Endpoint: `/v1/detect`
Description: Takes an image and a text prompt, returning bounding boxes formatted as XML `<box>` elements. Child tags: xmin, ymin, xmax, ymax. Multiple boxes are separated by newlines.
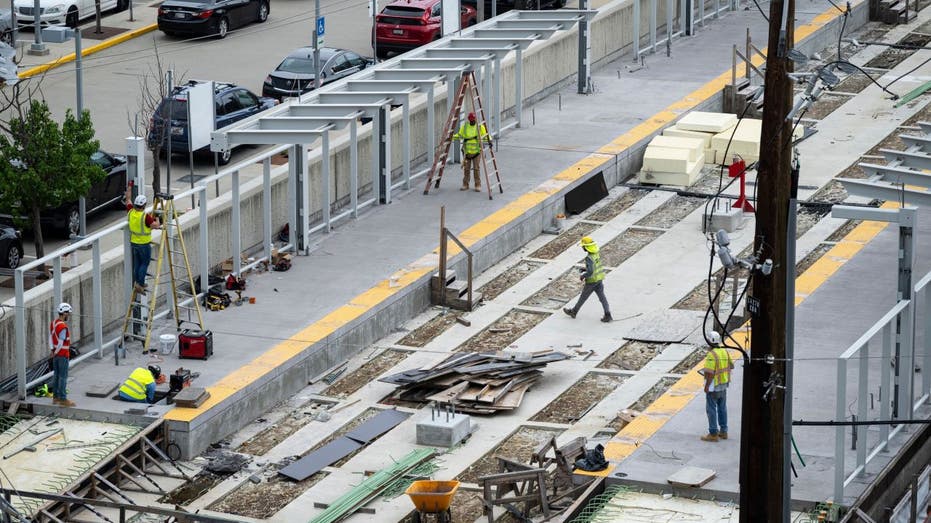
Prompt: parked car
<box><xmin>0</xmin><ymin>225</ymin><xmax>22</xmax><ymax>269</ymax></box>
<box><xmin>148</xmin><ymin>80</ymin><xmax>277</xmax><ymax>164</ymax></box>
<box><xmin>157</xmin><ymin>0</ymin><xmax>268</xmax><ymax>39</ymax></box>
<box><xmin>461</xmin><ymin>0</ymin><xmax>564</xmax><ymax>15</ymax></box>
<box><xmin>13</xmin><ymin>0</ymin><xmax>126</xmax><ymax>28</ymax></box>
<box><xmin>262</xmin><ymin>47</ymin><xmax>373</xmax><ymax>100</ymax></box>
<box><xmin>374</xmin><ymin>0</ymin><xmax>476</xmax><ymax>59</ymax></box>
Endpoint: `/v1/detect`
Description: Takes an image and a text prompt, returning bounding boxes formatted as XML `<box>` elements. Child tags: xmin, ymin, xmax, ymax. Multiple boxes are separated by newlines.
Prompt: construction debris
<box><xmin>173</xmin><ymin>387</ymin><xmax>210</xmax><ymax>408</ymax></box>
<box><xmin>380</xmin><ymin>351</ymin><xmax>570</xmax><ymax>414</ymax></box>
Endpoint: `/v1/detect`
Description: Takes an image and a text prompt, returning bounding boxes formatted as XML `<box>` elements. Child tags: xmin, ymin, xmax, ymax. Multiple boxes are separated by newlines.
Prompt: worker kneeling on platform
<box><xmin>118</xmin><ymin>366</ymin><xmax>163</xmax><ymax>403</ymax></box>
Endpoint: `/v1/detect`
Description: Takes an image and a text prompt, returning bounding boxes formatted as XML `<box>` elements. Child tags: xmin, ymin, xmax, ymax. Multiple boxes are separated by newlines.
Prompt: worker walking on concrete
<box><xmin>452</xmin><ymin>112</ymin><xmax>490</xmax><ymax>192</ymax></box>
<box><xmin>563</xmin><ymin>237</ymin><xmax>612</xmax><ymax>323</ymax></box>
<box><xmin>125</xmin><ymin>184</ymin><xmax>161</xmax><ymax>295</ymax></box>
<box><xmin>118</xmin><ymin>365</ymin><xmax>162</xmax><ymax>403</ymax></box>
<box><xmin>700</xmin><ymin>331</ymin><xmax>734</xmax><ymax>442</ymax></box>
<box><xmin>49</xmin><ymin>303</ymin><xmax>75</xmax><ymax>407</ymax></box>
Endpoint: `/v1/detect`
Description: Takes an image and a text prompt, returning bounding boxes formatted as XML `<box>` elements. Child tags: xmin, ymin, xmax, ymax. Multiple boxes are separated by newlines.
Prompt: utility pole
<box><xmin>313</xmin><ymin>0</ymin><xmax>321</xmax><ymax>90</ymax></box>
<box><xmin>738</xmin><ymin>0</ymin><xmax>794</xmax><ymax>518</ymax></box>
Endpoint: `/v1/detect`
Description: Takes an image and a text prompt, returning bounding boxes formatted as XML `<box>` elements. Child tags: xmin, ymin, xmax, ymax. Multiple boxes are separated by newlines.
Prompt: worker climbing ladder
<box><xmin>423</xmin><ymin>70</ymin><xmax>503</xmax><ymax>200</ymax></box>
<box><xmin>120</xmin><ymin>194</ymin><xmax>204</xmax><ymax>357</ymax></box>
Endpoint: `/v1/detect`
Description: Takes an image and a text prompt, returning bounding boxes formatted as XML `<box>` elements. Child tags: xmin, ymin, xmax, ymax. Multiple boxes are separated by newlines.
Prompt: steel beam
<box><xmin>226</xmin><ymin>128</ymin><xmax>330</xmax><ymax>146</ymax></box>
<box><xmin>858</xmin><ymin>162</ymin><xmax>931</xmax><ymax>189</ymax></box>
<box><xmin>447</xmin><ymin>38</ymin><xmax>532</xmax><ymax>49</ymax></box>
<box><xmin>92</xmin><ymin>240</ymin><xmax>103</xmax><ymax>358</ymax></box>
<box><xmin>840</xmin><ymin>179</ymin><xmax>931</xmax><ymax>207</ymax></box>
<box><xmin>345</xmin><ymin>81</ymin><xmax>432</xmax><ymax>92</ymax></box>
<box><xmin>372</xmin><ymin>69</ymin><xmax>460</xmax><ymax>81</ymax></box>
<box><xmin>399</xmin><ymin>57</ymin><xmax>488</xmax><ymax>69</ymax></box>
<box><xmin>316</xmin><ymin>93</ymin><xmax>398</xmax><ymax>105</ymax></box>
<box><xmin>917</xmin><ymin>121</ymin><xmax>931</xmax><ymax>134</ymax></box>
<box><xmin>322</xmin><ymin>131</ymin><xmax>331</xmax><ymax>232</ymax></box>
<box><xmin>231</xmin><ymin>170</ymin><xmax>241</xmax><ymax>274</ymax></box>
<box><xmin>287</xmin><ymin>104</ymin><xmax>376</xmax><ymax>118</ymax></box>
<box><xmin>879</xmin><ymin>148</ymin><xmax>931</xmax><ymax>171</ymax></box>
<box><xmin>258</xmin><ymin>118</ymin><xmax>349</xmax><ymax>131</ymax></box>
<box><xmin>513</xmin><ymin>9</ymin><xmax>593</xmax><ymax>20</ymax></box>
<box><xmin>899</xmin><ymin>134</ymin><xmax>931</xmax><ymax>152</ymax></box>
<box><xmin>473</xmin><ymin>29</ymin><xmax>556</xmax><ymax>39</ymax></box>
<box><xmin>425</xmin><ymin>49</ymin><xmax>505</xmax><ymax>59</ymax></box>
<box><xmin>350</xmin><ymin>120</ymin><xmax>358</xmax><ymax>218</ymax></box>
<box><xmin>831</xmin><ymin>205</ymin><xmax>917</xmax><ymax>224</ymax></box>
<box><xmin>490</xmin><ymin>20</ymin><xmax>565</xmax><ymax>29</ymax></box>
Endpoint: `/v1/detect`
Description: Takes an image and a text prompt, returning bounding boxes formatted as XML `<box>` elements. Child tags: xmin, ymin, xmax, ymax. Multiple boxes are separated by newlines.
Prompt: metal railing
<box><xmin>633</xmin><ymin>0</ymin><xmax>739</xmax><ymax>59</ymax></box>
<box><xmin>834</xmin><ymin>271</ymin><xmax>931</xmax><ymax>503</ymax></box>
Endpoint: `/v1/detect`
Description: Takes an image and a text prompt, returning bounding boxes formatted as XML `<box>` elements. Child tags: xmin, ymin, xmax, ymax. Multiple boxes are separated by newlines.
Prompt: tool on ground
<box><xmin>169</xmin><ymin>368</ymin><xmax>193</xmax><ymax>393</ymax></box>
<box><xmin>119</xmin><ymin>194</ymin><xmax>205</xmax><ymax>354</ymax></box>
<box><xmin>423</xmin><ymin>70</ymin><xmax>503</xmax><ymax>199</ymax></box>
<box><xmin>3</xmin><ymin>428</ymin><xmax>63</xmax><ymax>459</ymax></box>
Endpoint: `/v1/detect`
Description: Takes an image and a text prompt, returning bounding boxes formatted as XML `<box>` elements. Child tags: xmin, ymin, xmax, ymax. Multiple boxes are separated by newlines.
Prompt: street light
<box><xmin>42</xmin><ymin>26</ymin><xmax>88</xmax><ymax>240</ymax></box>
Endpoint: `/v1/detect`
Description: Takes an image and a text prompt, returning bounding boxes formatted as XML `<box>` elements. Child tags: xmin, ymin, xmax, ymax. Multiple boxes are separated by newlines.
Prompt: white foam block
<box><xmin>648</xmin><ymin>136</ymin><xmax>705</xmax><ymax>162</ymax></box>
<box><xmin>711</xmin><ymin>118</ymin><xmax>762</xmax><ymax>164</ymax></box>
<box><xmin>677</xmin><ymin>111</ymin><xmax>738</xmax><ymax>133</ymax></box>
<box><xmin>662</xmin><ymin>125</ymin><xmax>714</xmax><ymax>148</ymax></box>
<box><xmin>638</xmin><ymin>156</ymin><xmax>704</xmax><ymax>186</ymax></box>
<box><xmin>643</xmin><ymin>146</ymin><xmax>692</xmax><ymax>173</ymax></box>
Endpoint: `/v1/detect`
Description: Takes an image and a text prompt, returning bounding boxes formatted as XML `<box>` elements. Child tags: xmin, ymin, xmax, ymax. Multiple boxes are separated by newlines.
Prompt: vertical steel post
<box><xmin>322</xmin><ymin>131</ymin><xmax>331</xmax><ymax>232</ymax></box>
<box><xmin>516</xmin><ymin>48</ymin><xmax>523</xmax><ymax>127</ymax></box>
<box><xmin>834</xmin><ymin>358</ymin><xmax>847</xmax><ymax>504</ymax></box>
<box><xmin>856</xmin><ymin>342</ymin><xmax>868</xmax><ymax>472</ymax></box>
<box><xmin>198</xmin><ymin>186</ymin><xmax>209</xmax><ymax>297</ymax></box>
<box><xmin>427</xmin><ymin>88</ymin><xmax>435</xmax><ymax>169</ymax></box>
<box><xmin>53</xmin><ymin>257</ymin><xmax>63</xmax><ymax>309</ymax></box>
<box><xmin>76</xmin><ymin>29</ymin><xmax>86</xmax><ymax>240</ymax></box>
<box><xmin>92</xmin><ymin>240</ymin><xmax>103</xmax><ymax>358</ymax></box>
<box><xmin>450</xmin><ymin>76</ymin><xmax>461</xmax><ymax>164</ymax></box>
<box><xmin>350</xmin><ymin>120</ymin><xmax>359</xmax><ymax>218</ymax></box>
<box><xmin>15</xmin><ymin>269</ymin><xmax>25</xmax><ymax>400</ymax></box>
<box><xmin>380</xmin><ymin>106</ymin><xmax>392</xmax><ymax>204</ymax></box>
<box><xmin>313</xmin><ymin>0</ymin><xmax>321</xmax><ymax>90</ymax></box>
<box><xmin>699</xmin><ymin>0</ymin><xmax>705</xmax><ymax>27</ymax></box>
<box><xmin>666</xmin><ymin>0</ymin><xmax>673</xmax><ymax>43</ymax></box>
<box><xmin>371</xmin><ymin>111</ymin><xmax>381</xmax><ymax>203</ymax></box>
<box><xmin>881</xmin><ymin>323</ymin><xmax>892</xmax><ymax>444</ymax></box>
<box><xmin>402</xmin><ymin>102</ymin><xmax>410</xmax><ymax>190</ymax></box>
<box><xmin>895</xmin><ymin>211</ymin><xmax>915</xmax><ymax>418</ymax></box>
<box><xmin>301</xmin><ymin>144</ymin><xmax>310</xmax><ymax>249</ymax></box>
<box><xmin>288</xmin><ymin>144</ymin><xmax>299</xmax><ymax>250</ymax></box>
<box><xmin>713</xmin><ymin>0</ymin><xmax>719</xmax><ymax>18</ymax></box>
<box><xmin>783</xmin><ymin>198</ymin><xmax>797</xmax><ymax>518</ymax></box>
<box><xmin>231</xmin><ymin>170</ymin><xmax>241</xmax><ymax>274</ymax></box>
<box><xmin>123</xmin><ymin>228</ymin><xmax>133</xmax><ymax>312</ymax></box>
<box><xmin>924</xmin><ymin>285</ymin><xmax>931</xmax><ymax>401</ymax></box>
<box><xmin>493</xmin><ymin>56</ymin><xmax>501</xmax><ymax>135</ymax></box>
<box><xmin>579</xmin><ymin>0</ymin><xmax>590</xmax><ymax>94</ymax></box>
<box><xmin>650</xmin><ymin>0</ymin><xmax>657</xmax><ymax>52</ymax></box>
<box><xmin>633</xmin><ymin>0</ymin><xmax>641</xmax><ymax>59</ymax></box>
<box><xmin>262</xmin><ymin>158</ymin><xmax>272</xmax><ymax>262</ymax></box>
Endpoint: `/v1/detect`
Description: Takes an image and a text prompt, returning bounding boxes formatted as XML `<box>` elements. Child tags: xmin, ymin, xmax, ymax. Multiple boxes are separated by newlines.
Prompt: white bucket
<box><xmin>159</xmin><ymin>334</ymin><xmax>177</xmax><ymax>355</ymax></box>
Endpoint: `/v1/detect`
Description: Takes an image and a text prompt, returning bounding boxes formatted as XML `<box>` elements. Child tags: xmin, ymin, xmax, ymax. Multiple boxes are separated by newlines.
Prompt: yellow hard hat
<box><xmin>580</xmin><ymin>236</ymin><xmax>596</xmax><ymax>247</ymax></box>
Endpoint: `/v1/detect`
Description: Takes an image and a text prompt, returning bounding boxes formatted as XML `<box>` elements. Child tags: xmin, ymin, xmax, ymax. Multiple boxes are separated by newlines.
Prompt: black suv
<box><xmin>0</xmin><ymin>224</ymin><xmax>22</xmax><ymax>269</ymax></box>
<box><xmin>148</xmin><ymin>81</ymin><xmax>277</xmax><ymax>164</ymax></box>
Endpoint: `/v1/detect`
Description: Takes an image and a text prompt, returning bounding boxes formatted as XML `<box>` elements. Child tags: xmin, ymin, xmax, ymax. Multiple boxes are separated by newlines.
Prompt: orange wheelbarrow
<box><xmin>405</xmin><ymin>480</ymin><xmax>460</xmax><ymax>523</ymax></box>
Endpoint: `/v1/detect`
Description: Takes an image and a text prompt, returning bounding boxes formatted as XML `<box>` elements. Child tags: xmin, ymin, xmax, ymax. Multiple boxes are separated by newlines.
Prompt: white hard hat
<box><xmin>57</xmin><ymin>302</ymin><xmax>72</xmax><ymax>314</ymax></box>
<box><xmin>707</xmin><ymin>331</ymin><xmax>722</xmax><ymax>345</ymax></box>
<box><xmin>134</xmin><ymin>194</ymin><xmax>147</xmax><ymax>207</ymax></box>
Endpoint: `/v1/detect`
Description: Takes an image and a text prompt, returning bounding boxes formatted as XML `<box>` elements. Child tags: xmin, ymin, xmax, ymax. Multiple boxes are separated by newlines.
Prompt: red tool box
<box><xmin>179</xmin><ymin>330</ymin><xmax>213</xmax><ymax>360</ymax></box>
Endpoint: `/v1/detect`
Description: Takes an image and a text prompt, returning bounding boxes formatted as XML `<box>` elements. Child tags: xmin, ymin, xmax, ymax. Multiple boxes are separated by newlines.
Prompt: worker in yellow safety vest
<box><xmin>118</xmin><ymin>366</ymin><xmax>162</xmax><ymax>403</ymax></box>
<box><xmin>563</xmin><ymin>237</ymin><xmax>612</xmax><ymax>323</ymax></box>
<box><xmin>451</xmin><ymin>112</ymin><xmax>491</xmax><ymax>192</ymax></box>
<box><xmin>125</xmin><ymin>183</ymin><xmax>161</xmax><ymax>296</ymax></box>
<box><xmin>700</xmin><ymin>331</ymin><xmax>734</xmax><ymax>442</ymax></box>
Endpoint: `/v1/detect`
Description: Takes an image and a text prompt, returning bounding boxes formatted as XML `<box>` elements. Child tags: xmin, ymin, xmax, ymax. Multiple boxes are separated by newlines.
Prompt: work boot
<box><xmin>134</xmin><ymin>283</ymin><xmax>147</xmax><ymax>295</ymax></box>
<box><xmin>563</xmin><ymin>307</ymin><xmax>576</xmax><ymax>319</ymax></box>
<box><xmin>601</xmin><ymin>313</ymin><xmax>613</xmax><ymax>323</ymax></box>
<box><xmin>59</xmin><ymin>399</ymin><xmax>76</xmax><ymax>408</ymax></box>
<box><xmin>52</xmin><ymin>398</ymin><xmax>63</xmax><ymax>405</ymax></box>
<box><xmin>460</xmin><ymin>186</ymin><xmax>469</xmax><ymax>191</ymax></box>
<box><xmin>474</xmin><ymin>186</ymin><xmax>482</xmax><ymax>192</ymax></box>
<box><xmin>701</xmin><ymin>433</ymin><xmax>719</xmax><ymax>442</ymax></box>
<box><xmin>718</xmin><ymin>432</ymin><xmax>728</xmax><ymax>440</ymax></box>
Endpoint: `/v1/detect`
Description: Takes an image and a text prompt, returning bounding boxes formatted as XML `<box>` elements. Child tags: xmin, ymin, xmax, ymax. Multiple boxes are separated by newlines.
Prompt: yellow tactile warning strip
<box><xmin>164</xmin><ymin>0</ymin><xmax>859</xmax><ymax>424</ymax></box>
<box><xmin>584</xmin><ymin>202</ymin><xmax>898</xmax><ymax>477</ymax></box>
<box><xmin>18</xmin><ymin>23</ymin><xmax>158</xmax><ymax>79</ymax></box>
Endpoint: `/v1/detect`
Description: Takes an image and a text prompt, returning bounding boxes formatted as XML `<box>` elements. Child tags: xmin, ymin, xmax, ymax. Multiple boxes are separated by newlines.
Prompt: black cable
<box><xmin>750</xmin><ymin>0</ymin><xmax>770</xmax><ymax>22</ymax></box>
<box><xmin>883</xmin><ymin>53</ymin><xmax>931</xmax><ymax>92</ymax></box>
<box><xmin>836</xmin><ymin>2</ymin><xmax>850</xmax><ymax>63</ymax></box>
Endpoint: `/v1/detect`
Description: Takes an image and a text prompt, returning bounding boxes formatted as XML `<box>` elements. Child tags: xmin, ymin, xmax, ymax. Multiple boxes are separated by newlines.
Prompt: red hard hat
<box><xmin>468</xmin><ymin>112</ymin><xmax>476</xmax><ymax>120</ymax></box>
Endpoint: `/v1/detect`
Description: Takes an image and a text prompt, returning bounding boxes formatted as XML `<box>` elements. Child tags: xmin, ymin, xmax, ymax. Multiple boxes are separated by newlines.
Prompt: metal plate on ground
<box><xmin>624</xmin><ymin>309</ymin><xmax>702</xmax><ymax>343</ymax></box>
<box><xmin>345</xmin><ymin>409</ymin><xmax>410</xmax><ymax>444</ymax></box>
<box><xmin>278</xmin><ymin>436</ymin><xmax>363</xmax><ymax>481</ymax></box>
<box><xmin>86</xmin><ymin>383</ymin><xmax>119</xmax><ymax>397</ymax></box>
<box><xmin>667</xmin><ymin>466</ymin><xmax>716</xmax><ymax>487</ymax></box>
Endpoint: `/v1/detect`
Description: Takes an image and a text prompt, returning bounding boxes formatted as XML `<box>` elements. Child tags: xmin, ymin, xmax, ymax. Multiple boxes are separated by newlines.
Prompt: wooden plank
<box><xmin>495</xmin><ymin>383</ymin><xmax>532</xmax><ymax>409</ymax></box>
<box><xmin>426</xmin><ymin>382</ymin><xmax>469</xmax><ymax>403</ymax></box>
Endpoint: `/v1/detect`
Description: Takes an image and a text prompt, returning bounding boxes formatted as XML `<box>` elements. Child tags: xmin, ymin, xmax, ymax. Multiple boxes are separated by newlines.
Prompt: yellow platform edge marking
<box><xmin>164</xmin><ymin>1</ymin><xmax>857</xmax><ymax>424</ymax></box>
<box><xmin>19</xmin><ymin>24</ymin><xmax>159</xmax><ymax>79</ymax></box>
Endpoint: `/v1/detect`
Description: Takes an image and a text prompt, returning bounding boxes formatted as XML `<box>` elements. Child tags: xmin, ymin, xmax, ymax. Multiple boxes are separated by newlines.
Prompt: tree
<box><xmin>0</xmin><ymin>99</ymin><xmax>104</xmax><ymax>264</ymax></box>
<box><xmin>132</xmin><ymin>39</ymin><xmax>185</xmax><ymax>196</ymax></box>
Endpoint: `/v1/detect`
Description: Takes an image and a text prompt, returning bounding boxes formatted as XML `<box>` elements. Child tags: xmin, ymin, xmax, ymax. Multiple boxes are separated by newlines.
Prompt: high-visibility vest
<box><xmin>704</xmin><ymin>347</ymin><xmax>732</xmax><ymax>387</ymax></box>
<box><xmin>454</xmin><ymin>122</ymin><xmax>488</xmax><ymax>156</ymax></box>
<box><xmin>49</xmin><ymin>319</ymin><xmax>70</xmax><ymax>358</ymax></box>
<box><xmin>585</xmin><ymin>252</ymin><xmax>605</xmax><ymax>284</ymax></box>
<box><xmin>128</xmin><ymin>209</ymin><xmax>152</xmax><ymax>245</ymax></box>
<box><xmin>119</xmin><ymin>367</ymin><xmax>154</xmax><ymax>401</ymax></box>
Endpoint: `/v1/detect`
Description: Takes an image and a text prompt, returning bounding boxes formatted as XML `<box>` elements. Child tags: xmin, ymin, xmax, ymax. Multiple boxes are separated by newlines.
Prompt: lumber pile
<box><xmin>379</xmin><ymin>351</ymin><xmax>570</xmax><ymax>414</ymax></box>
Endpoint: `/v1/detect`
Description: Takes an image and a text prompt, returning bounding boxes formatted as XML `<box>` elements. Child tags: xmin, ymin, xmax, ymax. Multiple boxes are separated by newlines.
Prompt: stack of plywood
<box><xmin>639</xmin><ymin>135</ymin><xmax>706</xmax><ymax>186</ymax></box>
<box><xmin>380</xmin><ymin>351</ymin><xmax>570</xmax><ymax>414</ymax></box>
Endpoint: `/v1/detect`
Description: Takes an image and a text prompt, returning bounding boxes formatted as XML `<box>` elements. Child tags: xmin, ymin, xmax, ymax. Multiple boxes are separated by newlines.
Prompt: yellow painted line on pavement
<box><xmin>19</xmin><ymin>23</ymin><xmax>158</xmax><ymax>79</ymax></box>
<box><xmin>163</xmin><ymin>0</ymin><xmax>861</xmax><ymax>425</ymax></box>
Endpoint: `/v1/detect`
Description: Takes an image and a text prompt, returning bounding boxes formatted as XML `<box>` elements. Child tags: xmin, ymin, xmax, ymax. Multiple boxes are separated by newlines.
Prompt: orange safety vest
<box><xmin>49</xmin><ymin>319</ymin><xmax>70</xmax><ymax>358</ymax></box>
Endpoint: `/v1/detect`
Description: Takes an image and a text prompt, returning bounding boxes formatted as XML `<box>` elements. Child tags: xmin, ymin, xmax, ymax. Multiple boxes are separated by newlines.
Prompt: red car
<box><xmin>374</xmin><ymin>0</ymin><xmax>476</xmax><ymax>59</ymax></box>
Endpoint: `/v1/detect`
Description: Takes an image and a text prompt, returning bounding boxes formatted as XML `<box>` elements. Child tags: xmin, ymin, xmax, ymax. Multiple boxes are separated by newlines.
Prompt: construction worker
<box><xmin>452</xmin><ymin>112</ymin><xmax>490</xmax><ymax>192</ymax></box>
<box><xmin>700</xmin><ymin>331</ymin><xmax>734</xmax><ymax>442</ymax></box>
<box><xmin>118</xmin><ymin>365</ymin><xmax>162</xmax><ymax>403</ymax></box>
<box><xmin>563</xmin><ymin>237</ymin><xmax>612</xmax><ymax>322</ymax></box>
<box><xmin>125</xmin><ymin>183</ymin><xmax>161</xmax><ymax>296</ymax></box>
<box><xmin>49</xmin><ymin>303</ymin><xmax>75</xmax><ymax>407</ymax></box>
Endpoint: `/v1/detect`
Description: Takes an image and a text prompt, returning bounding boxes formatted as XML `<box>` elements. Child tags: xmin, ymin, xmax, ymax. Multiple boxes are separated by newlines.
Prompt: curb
<box><xmin>19</xmin><ymin>22</ymin><xmax>158</xmax><ymax>80</ymax></box>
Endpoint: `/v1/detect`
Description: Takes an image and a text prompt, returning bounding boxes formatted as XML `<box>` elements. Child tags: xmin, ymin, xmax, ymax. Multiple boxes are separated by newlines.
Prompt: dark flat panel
<box><xmin>565</xmin><ymin>171</ymin><xmax>608</xmax><ymax>215</ymax></box>
<box><xmin>345</xmin><ymin>409</ymin><xmax>410</xmax><ymax>444</ymax></box>
<box><xmin>278</xmin><ymin>436</ymin><xmax>363</xmax><ymax>481</ymax></box>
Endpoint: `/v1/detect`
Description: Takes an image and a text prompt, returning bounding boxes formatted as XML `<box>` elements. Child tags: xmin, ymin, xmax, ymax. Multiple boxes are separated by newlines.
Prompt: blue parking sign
<box><xmin>315</xmin><ymin>17</ymin><xmax>325</xmax><ymax>46</ymax></box>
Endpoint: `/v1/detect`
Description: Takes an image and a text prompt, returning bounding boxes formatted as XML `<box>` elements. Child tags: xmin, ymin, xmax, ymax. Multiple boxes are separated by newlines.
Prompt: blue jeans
<box><xmin>132</xmin><ymin>243</ymin><xmax>151</xmax><ymax>287</ymax></box>
<box><xmin>52</xmin><ymin>356</ymin><xmax>69</xmax><ymax>400</ymax></box>
<box><xmin>705</xmin><ymin>390</ymin><xmax>727</xmax><ymax>435</ymax></box>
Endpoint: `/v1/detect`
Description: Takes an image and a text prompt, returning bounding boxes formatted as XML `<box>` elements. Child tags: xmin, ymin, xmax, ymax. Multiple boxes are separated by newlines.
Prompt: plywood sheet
<box><xmin>278</xmin><ymin>437</ymin><xmax>363</xmax><ymax>481</ymax></box>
